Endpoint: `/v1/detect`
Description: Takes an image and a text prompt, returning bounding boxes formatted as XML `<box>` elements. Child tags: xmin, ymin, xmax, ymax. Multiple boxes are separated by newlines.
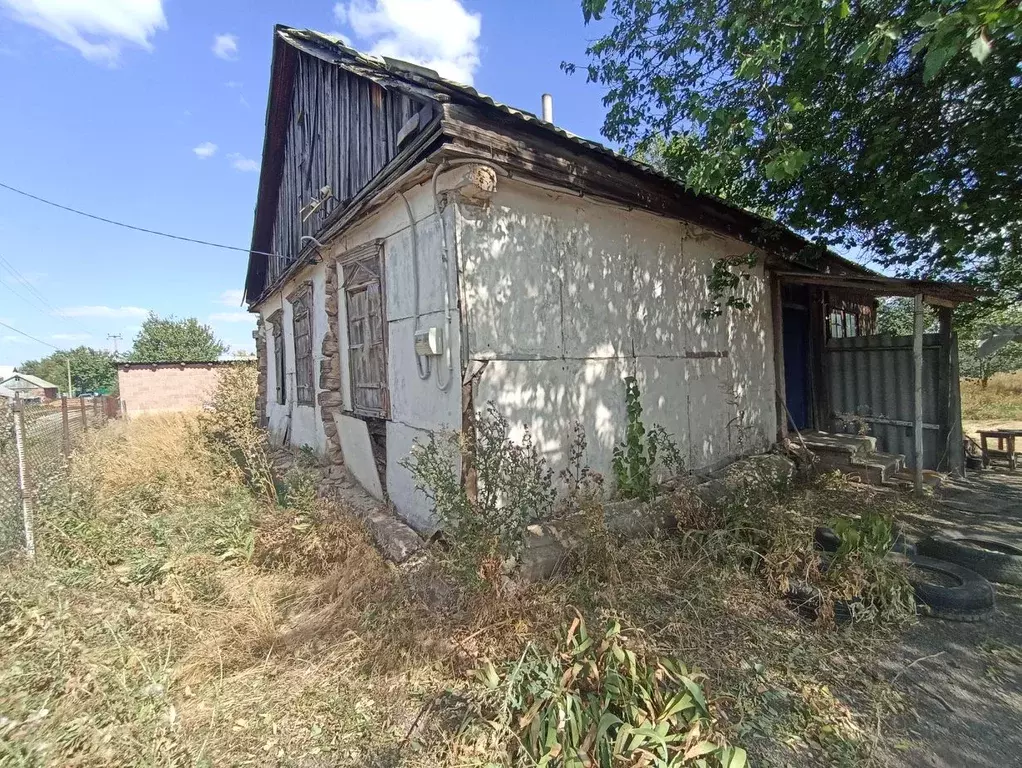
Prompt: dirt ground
<box><xmin>962</xmin><ymin>419</ymin><xmax>1022</xmax><ymax>441</ymax></box>
<box><xmin>878</xmin><ymin>468</ymin><xmax>1022</xmax><ymax>768</ymax></box>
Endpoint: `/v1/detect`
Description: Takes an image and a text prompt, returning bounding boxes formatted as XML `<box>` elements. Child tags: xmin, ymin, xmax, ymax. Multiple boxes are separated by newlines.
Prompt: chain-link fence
<box><xmin>1</xmin><ymin>394</ymin><xmax>118</xmax><ymax>559</ymax></box>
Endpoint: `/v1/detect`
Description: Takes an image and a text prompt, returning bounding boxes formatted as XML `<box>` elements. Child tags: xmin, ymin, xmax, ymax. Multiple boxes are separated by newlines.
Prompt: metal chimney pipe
<box><xmin>541</xmin><ymin>93</ymin><xmax>553</xmax><ymax>123</ymax></box>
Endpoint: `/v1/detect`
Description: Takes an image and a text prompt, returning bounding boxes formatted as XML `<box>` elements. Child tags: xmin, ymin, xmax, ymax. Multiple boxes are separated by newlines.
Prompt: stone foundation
<box><xmin>254</xmin><ymin>318</ymin><xmax>268</xmax><ymax>428</ymax></box>
<box><xmin>318</xmin><ymin>258</ymin><xmax>345</xmax><ymax>466</ymax></box>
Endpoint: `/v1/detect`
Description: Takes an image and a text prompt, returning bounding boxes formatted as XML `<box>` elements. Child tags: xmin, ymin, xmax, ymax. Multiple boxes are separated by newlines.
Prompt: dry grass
<box><xmin>0</xmin><ymin>412</ymin><xmax>919</xmax><ymax>767</ymax></box>
<box><xmin>961</xmin><ymin>371</ymin><xmax>1022</xmax><ymax>422</ymax></box>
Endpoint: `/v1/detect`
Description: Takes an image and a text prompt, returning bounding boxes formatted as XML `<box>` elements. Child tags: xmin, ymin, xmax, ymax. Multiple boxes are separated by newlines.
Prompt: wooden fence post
<box><xmin>61</xmin><ymin>395</ymin><xmax>70</xmax><ymax>460</ymax></box>
<box><xmin>12</xmin><ymin>393</ymin><xmax>35</xmax><ymax>558</ymax></box>
<box><xmin>80</xmin><ymin>396</ymin><xmax>88</xmax><ymax>433</ymax></box>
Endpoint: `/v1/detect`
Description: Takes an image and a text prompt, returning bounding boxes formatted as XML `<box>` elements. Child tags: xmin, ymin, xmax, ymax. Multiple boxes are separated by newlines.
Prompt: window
<box><xmin>829</xmin><ymin>311</ymin><xmax>846</xmax><ymax>339</ymax></box>
<box><xmin>828</xmin><ymin>308</ymin><xmax>862</xmax><ymax>339</ymax></box>
<box><xmin>343</xmin><ymin>248</ymin><xmax>388</xmax><ymax>417</ymax></box>
<box><xmin>269</xmin><ymin>310</ymin><xmax>286</xmax><ymax>405</ymax></box>
<box><xmin>289</xmin><ymin>283</ymin><xmax>315</xmax><ymax>406</ymax></box>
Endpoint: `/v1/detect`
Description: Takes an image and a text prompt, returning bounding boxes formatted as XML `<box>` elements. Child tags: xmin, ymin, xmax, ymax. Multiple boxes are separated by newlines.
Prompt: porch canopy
<box><xmin>771</xmin><ymin>270</ymin><xmax>979</xmax><ymax>307</ymax></box>
<box><xmin>769</xmin><ymin>268</ymin><xmax>980</xmax><ymax>493</ymax></box>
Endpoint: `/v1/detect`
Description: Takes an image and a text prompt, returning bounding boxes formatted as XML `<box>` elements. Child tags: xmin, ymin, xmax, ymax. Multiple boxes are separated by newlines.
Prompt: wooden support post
<box><xmin>61</xmin><ymin>395</ymin><xmax>70</xmax><ymax>460</ymax></box>
<box><xmin>913</xmin><ymin>293</ymin><xmax>925</xmax><ymax>496</ymax></box>
<box><xmin>935</xmin><ymin>306</ymin><xmax>954</xmax><ymax>473</ymax></box>
<box><xmin>12</xmin><ymin>393</ymin><xmax>35</xmax><ymax>558</ymax></box>
<box><xmin>79</xmin><ymin>396</ymin><xmax>88</xmax><ymax>433</ymax></box>
<box><xmin>771</xmin><ymin>274</ymin><xmax>788</xmax><ymax>442</ymax></box>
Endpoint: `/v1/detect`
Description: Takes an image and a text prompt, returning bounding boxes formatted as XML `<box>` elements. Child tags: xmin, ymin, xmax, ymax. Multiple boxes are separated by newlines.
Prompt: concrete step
<box><xmin>849</xmin><ymin>452</ymin><xmax>905</xmax><ymax>484</ymax></box>
<box><xmin>815</xmin><ymin>450</ymin><xmax>904</xmax><ymax>484</ymax></box>
<box><xmin>801</xmin><ymin>431</ymin><xmax>878</xmax><ymax>457</ymax></box>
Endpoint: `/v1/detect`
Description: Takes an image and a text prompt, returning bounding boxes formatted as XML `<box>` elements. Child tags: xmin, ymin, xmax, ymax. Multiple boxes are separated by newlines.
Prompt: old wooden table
<box><xmin>978</xmin><ymin>429</ymin><xmax>1022</xmax><ymax>470</ymax></box>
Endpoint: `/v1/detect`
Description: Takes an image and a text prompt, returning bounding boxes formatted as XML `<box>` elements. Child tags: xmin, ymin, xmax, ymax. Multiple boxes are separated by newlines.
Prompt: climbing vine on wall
<box><xmin>702</xmin><ymin>253</ymin><xmax>758</xmax><ymax>320</ymax></box>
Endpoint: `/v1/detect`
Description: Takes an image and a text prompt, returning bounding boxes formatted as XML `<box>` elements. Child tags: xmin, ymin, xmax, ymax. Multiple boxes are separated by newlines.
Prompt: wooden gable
<box><xmin>263</xmin><ymin>47</ymin><xmax>436</xmax><ymax>289</ymax></box>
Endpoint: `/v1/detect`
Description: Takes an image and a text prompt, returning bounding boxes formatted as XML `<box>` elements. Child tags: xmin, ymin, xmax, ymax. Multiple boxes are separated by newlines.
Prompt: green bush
<box><xmin>405</xmin><ymin>402</ymin><xmax>555</xmax><ymax>583</ymax></box>
<box><xmin>476</xmin><ymin>616</ymin><xmax>746</xmax><ymax>767</ymax></box>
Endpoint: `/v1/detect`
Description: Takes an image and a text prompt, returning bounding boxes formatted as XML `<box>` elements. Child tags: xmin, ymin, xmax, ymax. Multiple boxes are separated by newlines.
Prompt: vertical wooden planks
<box><xmin>265</xmin><ymin>49</ymin><xmax>438</xmax><ymax>284</ymax></box>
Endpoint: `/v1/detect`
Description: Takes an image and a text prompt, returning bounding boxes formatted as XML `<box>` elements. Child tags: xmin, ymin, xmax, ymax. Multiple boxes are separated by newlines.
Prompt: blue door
<box><xmin>782</xmin><ymin>306</ymin><xmax>812</xmax><ymax>430</ymax></box>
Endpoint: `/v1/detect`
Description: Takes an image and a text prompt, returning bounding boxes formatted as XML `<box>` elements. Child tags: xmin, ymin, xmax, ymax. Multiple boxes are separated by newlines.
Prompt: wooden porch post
<box><xmin>913</xmin><ymin>293</ymin><xmax>925</xmax><ymax>496</ymax></box>
<box><xmin>771</xmin><ymin>274</ymin><xmax>788</xmax><ymax>442</ymax></box>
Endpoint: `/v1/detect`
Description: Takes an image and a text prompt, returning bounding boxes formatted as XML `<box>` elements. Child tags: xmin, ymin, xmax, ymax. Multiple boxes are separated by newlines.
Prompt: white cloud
<box><xmin>210</xmin><ymin>311</ymin><xmax>254</xmax><ymax>323</ymax></box>
<box><xmin>212</xmin><ymin>33</ymin><xmax>238</xmax><ymax>60</ymax></box>
<box><xmin>338</xmin><ymin>0</ymin><xmax>481</xmax><ymax>84</ymax></box>
<box><xmin>218</xmin><ymin>288</ymin><xmax>245</xmax><ymax>306</ymax></box>
<box><xmin>0</xmin><ymin>0</ymin><xmax>167</xmax><ymax>64</ymax></box>
<box><xmin>50</xmin><ymin>333</ymin><xmax>92</xmax><ymax>342</ymax></box>
<box><xmin>60</xmin><ymin>305</ymin><xmax>148</xmax><ymax>318</ymax></box>
<box><xmin>224</xmin><ymin>80</ymin><xmax>242</xmax><ymax>88</ymax></box>
<box><xmin>193</xmin><ymin>141</ymin><xmax>217</xmax><ymax>159</ymax></box>
<box><xmin>325</xmin><ymin>30</ymin><xmax>352</xmax><ymax>47</ymax></box>
<box><xmin>227</xmin><ymin>152</ymin><xmax>259</xmax><ymax>172</ymax></box>
<box><xmin>1</xmin><ymin>335</ymin><xmax>28</xmax><ymax>344</ymax></box>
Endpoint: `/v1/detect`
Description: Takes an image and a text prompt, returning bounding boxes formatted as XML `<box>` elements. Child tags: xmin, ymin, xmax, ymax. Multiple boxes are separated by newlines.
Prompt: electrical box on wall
<box><xmin>414</xmin><ymin>327</ymin><xmax>445</xmax><ymax>357</ymax></box>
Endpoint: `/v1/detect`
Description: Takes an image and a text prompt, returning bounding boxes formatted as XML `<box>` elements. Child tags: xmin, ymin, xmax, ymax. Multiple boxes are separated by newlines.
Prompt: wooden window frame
<box><xmin>340</xmin><ymin>241</ymin><xmax>389</xmax><ymax>418</ymax></box>
<box><xmin>268</xmin><ymin>309</ymin><xmax>286</xmax><ymax>405</ymax></box>
<box><xmin>288</xmin><ymin>282</ymin><xmax>316</xmax><ymax>406</ymax></box>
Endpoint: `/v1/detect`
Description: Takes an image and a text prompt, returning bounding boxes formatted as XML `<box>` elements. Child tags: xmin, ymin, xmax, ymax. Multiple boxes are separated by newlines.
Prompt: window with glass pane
<box><xmin>829</xmin><ymin>311</ymin><xmax>846</xmax><ymax>339</ymax></box>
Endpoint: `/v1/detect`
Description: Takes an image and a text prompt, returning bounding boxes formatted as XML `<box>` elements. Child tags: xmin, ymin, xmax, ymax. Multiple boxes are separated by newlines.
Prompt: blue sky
<box><xmin>0</xmin><ymin>0</ymin><xmax>611</xmax><ymax>366</ymax></box>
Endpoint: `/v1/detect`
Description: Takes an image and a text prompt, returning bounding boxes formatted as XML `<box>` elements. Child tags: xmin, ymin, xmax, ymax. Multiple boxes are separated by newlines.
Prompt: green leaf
<box><xmin>595</xmin><ymin>712</ymin><xmax>622</xmax><ymax>746</ymax></box>
<box><xmin>681</xmin><ymin>677</ymin><xmax>709</xmax><ymax>716</ymax></box>
<box><xmin>838</xmin><ymin>0</ymin><xmax>850</xmax><ymax>19</ymax></box>
<box><xmin>724</xmin><ymin>746</ymin><xmax>749</xmax><ymax>768</ymax></box>
<box><xmin>923</xmin><ymin>41</ymin><xmax>958</xmax><ymax>81</ymax></box>
<box><xmin>915</xmin><ymin>11</ymin><xmax>941</xmax><ymax>28</ymax></box>
<box><xmin>581</xmin><ymin>0</ymin><xmax>607</xmax><ymax>23</ymax></box>
<box><xmin>970</xmin><ymin>33</ymin><xmax>991</xmax><ymax>64</ymax></box>
<box><xmin>849</xmin><ymin>39</ymin><xmax>874</xmax><ymax>63</ymax></box>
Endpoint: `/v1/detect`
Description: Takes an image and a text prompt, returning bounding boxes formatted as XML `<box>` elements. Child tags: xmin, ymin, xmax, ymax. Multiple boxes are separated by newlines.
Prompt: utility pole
<box><xmin>66</xmin><ymin>357</ymin><xmax>73</xmax><ymax>397</ymax></box>
<box><xmin>107</xmin><ymin>334</ymin><xmax>123</xmax><ymax>357</ymax></box>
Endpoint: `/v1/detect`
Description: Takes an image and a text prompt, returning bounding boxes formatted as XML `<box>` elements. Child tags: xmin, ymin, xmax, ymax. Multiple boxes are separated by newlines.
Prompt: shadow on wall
<box><xmin>456</xmin><ymin>182</ymin><xmax>776</xmax><ymax>480</ymax></box>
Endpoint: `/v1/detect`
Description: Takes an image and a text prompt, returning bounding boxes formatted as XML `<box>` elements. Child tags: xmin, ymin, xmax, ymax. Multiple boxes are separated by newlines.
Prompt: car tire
<box><xmin>916</xmin><ymin>530</ymin><xmax>1022</xmax><ymax>586</ymax></box>
<box><xmin>895</xmin><ymin>553</ymin><xmax>996</xmax><ymax>622</ymax></box>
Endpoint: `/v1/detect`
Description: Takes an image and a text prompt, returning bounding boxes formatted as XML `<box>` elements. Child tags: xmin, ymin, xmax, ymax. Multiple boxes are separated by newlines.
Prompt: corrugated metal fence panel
<box><xmin>825</xmin><ymin>334</ymin><xmax>943</xmax><ymax>470</ymax></box>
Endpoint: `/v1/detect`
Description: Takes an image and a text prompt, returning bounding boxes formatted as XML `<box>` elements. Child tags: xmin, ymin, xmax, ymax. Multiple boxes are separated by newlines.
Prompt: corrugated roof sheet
<box><xmin>1</xmin><ymin>372</ymin><xmax>59</xmax><ymax>390</ymax></box>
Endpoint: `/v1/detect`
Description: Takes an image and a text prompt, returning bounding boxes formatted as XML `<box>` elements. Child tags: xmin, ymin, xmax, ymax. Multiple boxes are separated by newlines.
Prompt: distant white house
<box><xmin>0</xmin><ymin>384</ymin><xmax>15</xmax><ymax>400</ymax></box>
<box><xmin>0</xmin><ymin>373</ymin><xmax>60</xmax><ymax>402</ymax></box>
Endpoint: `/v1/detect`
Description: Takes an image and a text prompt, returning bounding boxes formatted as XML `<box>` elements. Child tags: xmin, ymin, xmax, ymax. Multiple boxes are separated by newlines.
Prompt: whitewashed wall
<box><xmin>456</xmin><ymin>178</ymin><xmax>776</xmax><ymax>480</ymax></box>
<box><xmin>261</xmin><ymin>261</ymin><xmax>329</xmax><ymax>450</ymax></box>
<box><xmin>257</xmin><ymin>181</ymin><xmax>462</xmax><ymax>532</ymax></box>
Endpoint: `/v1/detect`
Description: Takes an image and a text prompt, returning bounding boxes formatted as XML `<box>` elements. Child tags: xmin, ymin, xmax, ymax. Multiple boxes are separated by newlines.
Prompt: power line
<box><xmin>0</xmin><ymin>318</ymin><xmax>59</xmax><ymax>350</ymax></box>
<box><xmin>0</xmin><ymin>180</ymin><xmax>276</xmax><ymax>258</ymax></box>
<box><xmin>0</xmin><ymin>255</ymin><xmax>65</xmax><ymax>317</ymax></box>
<box><xmin>0</xmin><ymin>272</ymin><xmax>44</xmax><ymax>312</ymax></box>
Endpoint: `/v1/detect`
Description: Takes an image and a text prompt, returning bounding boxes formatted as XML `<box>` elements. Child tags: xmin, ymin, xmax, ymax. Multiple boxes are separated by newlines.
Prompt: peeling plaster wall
<box><xmin>334</xmin><ymin>184</ymin><xmax>463</xmax><ymax>533</ymax></box>
<box><xmin>256</xmin><ymin>181</ymin><xmax>462</xmax><ymax>533</ymax></box>
<box><xmin>456</xmin><ymin>178</ymin><xmax>777</xmax><ymax>479</ymax></box>
<box><xmin>260</xmin><ymin>260</ymin><xmax>329</xmax><ymax>451</ymax></box>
